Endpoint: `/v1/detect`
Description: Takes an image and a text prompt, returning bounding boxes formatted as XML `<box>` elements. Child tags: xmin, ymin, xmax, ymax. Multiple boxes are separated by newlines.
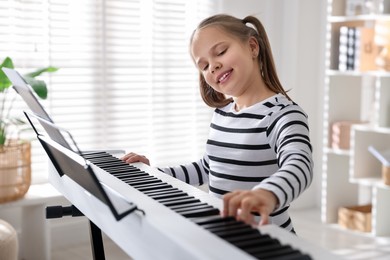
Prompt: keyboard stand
<box><xmin>89</xmin><ymin>220</ymin><xmax>106</xmax><ymax>260</ymax></box>
<box><xmin>46</xmin><ymin>205</ymin><xmax>106</xmax><ymax>260</ymax></box>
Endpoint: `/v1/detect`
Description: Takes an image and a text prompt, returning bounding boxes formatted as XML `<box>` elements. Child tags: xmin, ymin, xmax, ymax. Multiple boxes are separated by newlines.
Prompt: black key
<box><xmin>169</xmin><ymin>202</ymin><xmax>209</xmax><ymax>211</ymax></box>
<box><xmin>201</xmin><ymin>219</ymin><xmax>243</xmax><ymax>230</ymax></box>
<box><xmin>212</xmin><ymin>226</ymin><xmax>260</xmax><ymax>239</ymax></box>
<box><xmin>205</xmin><ymin>222</ymin><xmax>249</xmax><ymax>233</ymax></box>
<box><xmin>114</xmin><ymin>172</ymin><xmax>149</xmax><ymax>178</ymax></box>
<box><xmin>124</xmin><ymin>178</ymin><xmax>158</xmax><ymax>186</ymax></box>
<box><xmin>124</xmin><ymin>178</ymin><xmax>161</xmax><ymax>186</ymax></box>
<box><xmin>161</xmin><ymin>197</ymin><xmax>200</xmax><ymax>207</ymax></box>
<box><xmin>103</xmin><ymin>167</ymin><xmax>139</xmax><ymax>176</ymax></box>
<box><xmin>176</xmin><ymin>207</ymin><xmax>220</xmax><ymax>218</ymax></box>
<box><xmin>192</xmin><ymin>215</ymin><xmax>236</xmax><ymax>226</ymax></box>
<box><xmin>151</xmin><ymin>193</ymin><xmax>188</xmax><ymax>201</ymax></box>
<box><xmin>99</xmin><ymin>163</ymin><xmax>138</xmax><ymax>170</ymax></box>
<box><xmin>86</xmin><ymin>153</ymin><xmax>115</xmax><ymax>158</ymax></box>
<box><xmin>263</xmin><ymin>251</ymin><xmax>312</xmax><ymax>260</ymax></box>
<box><xmin>230</xmin><ymin>234</ymin><xmax>275</xmax><ymax>249</ymax></box>
<box><xmin>250</xmin><ymin>245</ymin><xmax>300</xmax><ymax>259</ymax></box>
<box><xmin>132</xmin><ymin>181</ymin><xmax>165</xmax><ymax>188</ymax></box>
<box><xmin>89</xmin><ymin>157</ymin><xmax>125</xmax><ymax>167</ymax></box>
<box><xmin>224</xmin><ymin>232</ymin><xmax>266</xmax><ymax>244</ymax></box>
<box><xmin>148</xmin><ymin>190</ymin><xmax>188</xmax><ymax>200</ymax></box>
<box><xmin>98</xmin><ymin>165</ymin><xmax>132</xmax><ymax>171</ymax></box>
<box><xmin>85</xmin><ymin>155</ymin><xmax>117</xmax><ymax>161</ymax></box>
<box><xmin>112</xmin><ymin>168</ymin><xmax>146</xmax><ymax>175</ymax></box>
<box><xmin>143</xmin><ymin>188</ymin><xmax>181</xmax><ymax>196</ymax></box>
<box><xmin>82</xmin><ymin>152</ymin><xmax>111</xmax><ymax>158</ymax></box>
<box><xmin>155</xmin><ymin>195</ymin><xmax>194</xmax><ymax>204</ymax></box>
<box><xmin>87</xmin><ymin>157</ymin><xmax>116</xmax><ymax>163</ymax></box>
<box><xmin>121</xmin><ymin>175</ymin><xmax>156</xmax><ymax>182</ymax></box>
<box><xmin>173</xmin><ymin>203</ymin><xmax>214</xmax><ymax>212</ymax></box>
<box><xmin>142</xmin><ymin>188</ymin><xmax>176</xmax><ymax>194</ymax></box>
<box><xmin>116</xmin><ymin>175</ymin><xmax>150</xmax><ymax>182</ymax></box>
<box><xmin>136</xmin><ymin>183</ymin><xmax>172</xmax><ymax>192</ymax></box>
<box><xmin>94</xmin><ymin>161</ymin><xmax>128</xmax><ymax>167</ymax></box>
<box><xmin>246</xmin><ymin>243</ymin><xmax>289</xmax><ymax>255</ymax></box>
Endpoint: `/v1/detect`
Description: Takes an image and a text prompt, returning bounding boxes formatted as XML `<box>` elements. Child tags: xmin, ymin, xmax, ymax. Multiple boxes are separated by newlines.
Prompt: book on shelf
<box><xmin>375</xmin><ymin>20</ymin><xmax>390</xmax><ymax>71</ymax></box>
<box><xmin>338</xmin><ymin>26</ymin><xmax>377</xmax><ymax>71</ymax></box>
<box><xmin>355</xmin><ymin>27</ymin><xmax>377</xmax><ymax>71</ymax></box>
<box><xmin>368</xmin><ymin>146</ymin><xmax>390</xmax><ymax>167</ymax></box>
<box><xmin>338</xmin><ymin>26</ymin><xmax>354</xmax><ymax>71</ymax></box>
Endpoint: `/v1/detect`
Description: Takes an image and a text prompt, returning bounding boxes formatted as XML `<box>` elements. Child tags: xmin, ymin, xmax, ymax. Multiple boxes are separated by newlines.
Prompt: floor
<box><xmin>51</xmin><ymin>208</ymin><xmax>390</xmax><ymax>260</ymax></box>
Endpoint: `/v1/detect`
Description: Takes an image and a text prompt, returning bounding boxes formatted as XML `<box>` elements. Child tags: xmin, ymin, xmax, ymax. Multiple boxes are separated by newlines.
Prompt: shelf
<box><xmin>322</xmin><ymin>0</ymin><xmax>390</xmax><ymax>237</ymax></box>
<box><xmin>349</xmin><ymin>176</ymin><xmax>386</xmax><ymax>187</ymax></box>
<box><xmin>326</xmin><ymin>69</ymin><xmax>390</xmax><ymax>77</ymax></box>
<box><xmin>325</xmin><ymin>147</ymin><xmax>352</xmax><ymax>156</ymax></box>
<box><xmin>329</xmin><ymin>14</ymin><xmax>390</xmax><ymax>23</ymax></box>
<box><xmin>353</xmin><ymin>124</ymin><xmax>390</xmax><ymax>134</ymax></box>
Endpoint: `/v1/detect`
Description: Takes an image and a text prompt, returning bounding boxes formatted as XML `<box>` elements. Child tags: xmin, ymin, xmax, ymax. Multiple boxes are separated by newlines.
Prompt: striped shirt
<box><xmin>159</xmin><ymin>93</ymin><xmax>313</xmax><ymax>231</ymax></box>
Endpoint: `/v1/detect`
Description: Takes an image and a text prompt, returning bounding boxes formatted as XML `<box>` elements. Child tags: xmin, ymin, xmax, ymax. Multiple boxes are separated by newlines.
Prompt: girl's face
<box><xmin>191</xmin><ymin>26</ymin><xmax>260</xmax><ymax>99</ymax></box>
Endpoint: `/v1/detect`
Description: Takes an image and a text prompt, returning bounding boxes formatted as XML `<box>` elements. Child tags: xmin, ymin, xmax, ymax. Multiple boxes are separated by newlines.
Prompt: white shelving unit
<box><xmin>322</xmin><ymin>0</ymin><xmax>390</xmax><ymax>237</ymax></box>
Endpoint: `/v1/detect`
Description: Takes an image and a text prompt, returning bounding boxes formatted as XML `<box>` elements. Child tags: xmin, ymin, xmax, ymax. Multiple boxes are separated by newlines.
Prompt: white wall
<box><xmin>221</xmin><ymin>0</ymin><xmax>328</xmax><ymax>209</ymax></box>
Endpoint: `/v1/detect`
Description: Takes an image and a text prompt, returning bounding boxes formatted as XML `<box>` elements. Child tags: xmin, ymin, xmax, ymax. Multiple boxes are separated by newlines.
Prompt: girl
<box><xmin>122</xmin><ymin>14</ymin><xmax>313</xmax><ymax>233</ymax></box>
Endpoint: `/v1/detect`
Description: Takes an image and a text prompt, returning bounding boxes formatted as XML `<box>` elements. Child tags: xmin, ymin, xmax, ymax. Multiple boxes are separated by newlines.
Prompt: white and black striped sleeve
<box><xmin>253</xmin><ymin>104</ymin><xmax>313</xmax><ymax>211</ymax></box>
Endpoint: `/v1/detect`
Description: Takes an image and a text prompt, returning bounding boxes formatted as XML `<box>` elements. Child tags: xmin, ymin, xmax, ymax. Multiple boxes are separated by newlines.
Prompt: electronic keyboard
<box><xmin>48</xmin><ymin>148</ymin><xmax>340</xmax><ymax>260</ymax></box>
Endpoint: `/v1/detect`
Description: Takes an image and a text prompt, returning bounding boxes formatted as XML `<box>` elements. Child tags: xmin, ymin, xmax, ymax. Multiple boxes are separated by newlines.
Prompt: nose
<box><xmin>211</xmin><ymin>62</ymin><xmax>221</xmax><ymax>74</ymax></box>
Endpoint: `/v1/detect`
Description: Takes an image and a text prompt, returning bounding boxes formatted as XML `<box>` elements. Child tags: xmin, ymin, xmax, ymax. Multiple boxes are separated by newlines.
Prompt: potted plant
<box><xmin>0</xmin><ymin>56</ymin><xmax>58</xmax><ymax>203</ymax></box>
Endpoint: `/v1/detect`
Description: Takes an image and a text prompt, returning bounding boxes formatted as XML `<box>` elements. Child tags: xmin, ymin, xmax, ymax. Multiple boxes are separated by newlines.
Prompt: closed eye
<box><xmin>217</xmin><ymin>49</ymin><xmax>227</xmax><ymax>56</ymax></box>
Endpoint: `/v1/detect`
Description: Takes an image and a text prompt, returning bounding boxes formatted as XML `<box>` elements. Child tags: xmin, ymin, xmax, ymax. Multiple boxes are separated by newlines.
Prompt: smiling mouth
<box><xmin>218</xmin><ymin>70</ymin><xmax>232</xmax><ymax>83</ymax></box>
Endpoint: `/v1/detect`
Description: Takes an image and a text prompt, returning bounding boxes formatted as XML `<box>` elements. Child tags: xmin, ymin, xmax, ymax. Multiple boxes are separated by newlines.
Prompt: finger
<box><xmin>223</xmin><ymin>191</ymin><xmax>242</xmax><ymax>218</ymax></box>
<box><xmin>259</xmin><ymin>212</ymin><xmax>270</xmax><ymax>226</ymax></box>
<box><xmin>222</xmin><ymin>192</ymin><xmax>235</xmax><ymax>217</ymax></box>
<box><xmin>258</xmin><ymin>206</ymin><xmax>272</xmax><ymax>226</ymax></box>
<box><xmin>227</xmin><ymin>192</ymin><xmax>247</xmax><ymax>218</ymax></box>
<box><xmin>237</xmin><ymin>197</ymin><xmax>256</xmax><ymax>225</ymax></box>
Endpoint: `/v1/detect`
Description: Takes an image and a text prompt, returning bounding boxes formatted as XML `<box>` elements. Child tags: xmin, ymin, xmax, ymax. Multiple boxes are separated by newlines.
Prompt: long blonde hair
<box><xmin>190</xmin><ymin>14</ymin><xmax>290</xmax><ymax>108</ymax></box>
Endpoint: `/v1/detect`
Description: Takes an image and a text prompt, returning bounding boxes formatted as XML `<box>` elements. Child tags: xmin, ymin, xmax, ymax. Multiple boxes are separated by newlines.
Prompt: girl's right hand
<box><xmin>120</xmin><ymin>152</ymin><xmax>150</xmax><ymax>165</ymax></box>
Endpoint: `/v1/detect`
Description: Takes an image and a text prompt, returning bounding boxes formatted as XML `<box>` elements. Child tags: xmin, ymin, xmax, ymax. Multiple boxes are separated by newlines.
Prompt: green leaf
<box><xmin>23</xmin><ymin>76</ymin><xmax>48</xmax><ymax>99</ymax></box>
<box><xmin>24</xmin><ymin>66</ymin><xmax>59</xmax><ymax>78</ymax></box>
<box><xmin>0</xmin><ymin>133</ymin><xmax>5</xmax><ymax>146</ymax></box>
<box><xmin>0</xmin><ymin>57</ymin><xmax>15</xmax><ymax>91</ymax></box>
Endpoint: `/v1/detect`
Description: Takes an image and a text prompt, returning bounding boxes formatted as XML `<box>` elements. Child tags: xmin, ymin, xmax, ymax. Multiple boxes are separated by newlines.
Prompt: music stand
<box><xmin>24</xmin><ymin>110</ymin><xmax>143</xmax><ymax>221</ymax></box>
<box><xmin>24</xmin><ymin>111</ymin><xmax>144</xmax><ymax>260</ymax></box>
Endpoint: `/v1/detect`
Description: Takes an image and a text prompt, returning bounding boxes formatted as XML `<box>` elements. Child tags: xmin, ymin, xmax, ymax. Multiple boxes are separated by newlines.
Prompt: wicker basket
<box><xmin>0</xmin><ymin>140</ymin><xmax>31</xmax><ymax>203</ymax></box>
<box><xmin>338</xmin><ymin>204</ymin><xmax>372</xmax><ymax>232</ymax></box>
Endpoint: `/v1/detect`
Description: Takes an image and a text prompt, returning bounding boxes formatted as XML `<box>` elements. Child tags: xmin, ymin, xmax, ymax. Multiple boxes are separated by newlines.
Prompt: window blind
<box><xmin>0</xmin><ymin>0</ymin><xmax>219</xmax><ymax>183</ymax></box>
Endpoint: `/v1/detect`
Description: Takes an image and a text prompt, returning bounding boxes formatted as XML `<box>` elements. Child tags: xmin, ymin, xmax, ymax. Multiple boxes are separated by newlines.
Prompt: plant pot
<box><xmin>0</xmin><ymin>140</ymin><xmax>31</xmax><ymax>203</ymax></box>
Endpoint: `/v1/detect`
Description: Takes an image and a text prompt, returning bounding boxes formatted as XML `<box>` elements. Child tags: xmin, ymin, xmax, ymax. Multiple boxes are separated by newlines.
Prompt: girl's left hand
<box><xmin>222</xmin><ymin>189</ymin><xmax>278</xmax><ymax>226</ymax></box>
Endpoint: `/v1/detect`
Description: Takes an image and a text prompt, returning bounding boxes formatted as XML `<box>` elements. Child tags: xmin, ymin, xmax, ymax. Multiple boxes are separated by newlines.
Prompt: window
<box><xmin>0</xmin><ymin>0</ymin><xmax>220</xmax><ymax>183</ymax></box>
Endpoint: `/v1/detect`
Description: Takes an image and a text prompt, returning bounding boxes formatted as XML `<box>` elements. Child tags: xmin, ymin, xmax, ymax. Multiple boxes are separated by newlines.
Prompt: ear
<box><xmin>248</xmin><ymin>36</ymin><xmax>259</xmax><ymax>57</ymax></box>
